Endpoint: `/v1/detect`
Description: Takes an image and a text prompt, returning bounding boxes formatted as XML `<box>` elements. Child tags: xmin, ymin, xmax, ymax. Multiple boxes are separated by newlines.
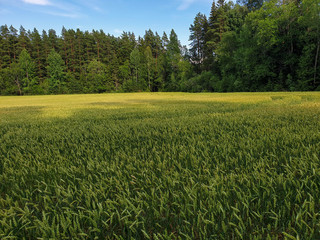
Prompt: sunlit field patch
<box><xmin>1</xmin><ymin>92</ymin><xmax>320</xmax><ymax>239</ymax></box>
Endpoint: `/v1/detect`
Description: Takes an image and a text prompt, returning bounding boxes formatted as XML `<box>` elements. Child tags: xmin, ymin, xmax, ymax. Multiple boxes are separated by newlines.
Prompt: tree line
<box><xmin>189</xmin><ymin>0</ymin><xmax>319</xmax><ymax>92</ymax></box>
<box><xmin>0</xmin><ymin>0</ymin><xmax>319</xmax><ymax>95</ymax></box>
<box><xmin>0</xmin><ymin>26</ymin><xmax>191</xmax><ymax>94</ymax></box>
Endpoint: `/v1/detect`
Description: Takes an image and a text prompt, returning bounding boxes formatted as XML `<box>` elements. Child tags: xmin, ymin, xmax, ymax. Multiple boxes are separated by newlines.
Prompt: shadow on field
<box><xmin>125</xmin><ymin>99</ymin><xmax>261</xmax><ymax>112</ymax></box>
<box><xmin>65</xmin><ymin>99</ymin><xmax>260</xmax><ymax>123</ymax></box>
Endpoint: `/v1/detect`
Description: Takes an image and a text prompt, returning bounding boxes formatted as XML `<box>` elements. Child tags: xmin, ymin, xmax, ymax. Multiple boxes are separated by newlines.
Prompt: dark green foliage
<box><xmin>47</xmin><ymin>49</ymin><xmax>66</xmax><ymax>94</ymax></box>
<box><xmin>189</xmin><ymin>13</ymin><xmax>208</xmax><ymax>71</ymax></box>
<box><xmin>18</xmin><ymin>49</ymin><xmax>35</xmax><ymax>89</ymax></box>
<box><xmin>86</xmin><ymin>59</ymin><xmax>112</xmax><ymax>93</ymax></box>
<box><xmin>0</xmin><ymin>26</ymin><xmax>190</xmax><ymax>94</ymax></box>
<box><xmin>0</xmin><ymin>25</ymin><xmax>12</xmax><ymax>68</ymax></box>
<box><xmin>181</xmin><ymin>71</ymin><xmax>216</xmax><ymax>92</ymax></box>
<box><xmin>237</xmin><ymin>0</ymin><xmax>264</xmax><ymax>11</ymax></box>
<box><xmin>189</xmin><ymin>0</ymin><xmax>320</xmax><ymax>92</ymax></box>
<box><xmin>0</xmin><ymin>0</ymin><xmax>319</xmax><ymax>94</ymax></box>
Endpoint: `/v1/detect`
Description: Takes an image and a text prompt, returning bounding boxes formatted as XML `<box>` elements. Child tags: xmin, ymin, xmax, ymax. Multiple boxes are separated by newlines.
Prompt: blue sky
<box><xmin>0</xmin><ymin>0</ymin><xmax>213</xmax><ymax>46</ymax></box>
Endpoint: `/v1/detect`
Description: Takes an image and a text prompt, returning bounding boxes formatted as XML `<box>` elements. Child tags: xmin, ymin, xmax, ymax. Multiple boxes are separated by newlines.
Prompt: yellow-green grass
<box><xmin>1</xmin><ymin>92</ymin><xmax>320</xmax><ymax>239</ymax></box>
<box><xmin>1</xmin><ymin>92</ymin><xmax>319</xmax><ymax>121</ymax></box>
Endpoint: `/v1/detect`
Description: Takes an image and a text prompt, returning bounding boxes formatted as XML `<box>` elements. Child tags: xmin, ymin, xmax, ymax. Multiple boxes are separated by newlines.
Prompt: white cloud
<box><xmin>0</xmin><ymin>9</ymin><xmax>11</xmax><ymax>15</ymax></box>
<box><xmin>75</xmin><ymin>0</ymin><xmax>104</xmax><ymax>13</ymax></box>
<box><xmin>21</xmin><ymin>0</ymin><xmax>83</xmax><ymax>18</ymax></box>
<box><xmin>22</xmin><ymin>0</ymin><xmax>51</xmax><ymax>6</ymax></box>
<box><xmin>93</xmin><ymin>6</ymin><xmax>103</xmax><ymax>12</ymax></box>
<box><xmin>178</xmin><ymin>0</ymin><xmax>195</xmax><ymax>10</ymax></box>
<box><xmin>46</xmin><ymin>11</ymin><xmax>79</xmax><ymax>18</ymax></box>
<box><xmin>114</xmin><ymin>29</ymin><xmax>123</xmax><ymax>34</ymax></box>
<box><xmin>177</xmin><ymin>0</ymin><xmax>211</xmax><ymax>10</ymax></box>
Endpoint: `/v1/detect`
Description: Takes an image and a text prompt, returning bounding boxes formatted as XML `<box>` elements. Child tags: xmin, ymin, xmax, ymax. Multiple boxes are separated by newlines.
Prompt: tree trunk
<box><xmin>78</xmin><ymin>39</ymin><xmax>82</xmax><ymax>74</ymax></box>
<box><xmin>13</xmin><ymin>45</ymin><xmax>16</xmax><ymax>60</ymax></box>
<box><xmin>64</xmin><ymin>39</ymin><xmax>68</xmax><ymax>69</ymax></box>
<box><xmin>26</xmin><ymin>70</ymin><xmax>29</xmax><ymax>88</ymax></box>
<box><xmin>8</xmin><ymin>48</ymin><xmax>11</xmax><ymax>65</ymax></box>
<box><xmin>148</xmin><ymin>69</ymin><xmax>151</xmax><ymax>91</ymax></box>
<box><xmin>71</xmin><ymin>39</ymin><xmax>75</xmax><ymax>72</ymax></box>
<box><xmin>136</xmin><ymin>68</ymin><xmax>138</xmax><ymax>83</ymax></box>
<box><xmin>37</xmin><ymin>47</ymin><xmax>41</xmax><ymax>78</ymax></box>
<box><xmin>15</xmin><ymin>78</ymin><xmax>22</xmax><ymax>95</ymax></box>
<box><xmin>197</xmin><ymin>38</ymin><xmax>200</xmax><ymax>62</ymax></box>
<box><xmin>314</xmin><ymin>39</ymin><xmax>319</xmax><ymax>86</ymax></box>
<box><xmin>97</xmin><ymin>40</ymin><xmax>100</xmax><ymax>61</ymax></box>
<box><xmin>155</xmin><ymin>50</ymin><xmax>158</xmax><ymax>72</ymax></box>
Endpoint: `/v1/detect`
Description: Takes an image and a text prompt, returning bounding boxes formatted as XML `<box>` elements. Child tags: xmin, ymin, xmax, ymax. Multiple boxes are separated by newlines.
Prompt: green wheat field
<box><xmin>1</xmin><ymin>92</ymin><xmax>320</xmax><ymax>239</ymax></box>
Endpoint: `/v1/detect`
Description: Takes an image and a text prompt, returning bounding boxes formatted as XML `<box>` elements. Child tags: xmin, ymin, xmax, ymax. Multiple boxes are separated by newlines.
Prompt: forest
<box><xmin>0</xmin><ymin>0</ymin><xmax>319</xmax><ymax>95</ymax></box>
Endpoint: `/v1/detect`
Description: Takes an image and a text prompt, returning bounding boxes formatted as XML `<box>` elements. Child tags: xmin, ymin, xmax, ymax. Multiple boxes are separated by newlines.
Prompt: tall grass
<box><xmin>1</xmin><ymin>92</ymin><xmax>320</xmax><ymax>239</ymax></box>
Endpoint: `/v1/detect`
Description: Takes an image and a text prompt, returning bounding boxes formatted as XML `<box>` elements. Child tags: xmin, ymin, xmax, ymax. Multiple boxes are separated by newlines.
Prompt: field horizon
<box><xmin>1</xmin><ymin>91</ymin><xmax>320</xmax><ymax>118</ymax></box>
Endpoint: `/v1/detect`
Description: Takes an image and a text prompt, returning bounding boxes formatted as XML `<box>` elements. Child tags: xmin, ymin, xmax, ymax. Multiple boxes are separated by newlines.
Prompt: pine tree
<box><xmin>168</xmin><ymin>29</ymin><xmax>181</xmax><ymax>56</ymax></box>
<box><xmin>84</xmin><ymin>31</ymin><xmax>95</xmax><ymax>64</ymax></box>
<box><xmin>41</xmin><ymin>30</ymin><xmax>50</xmax><ymax>59</ymax></box>
<box><xmin>118</xmin><ymin>32</ymin><xmax>136</xmax><ymax>65</ymax></box>
<box><xmin>1</xmin><ymin>25</ymin><xmax>11</xmax><ymax>67</ymax></box>
<box><xmin>18</xmin><ymin>26</ymin><xmax>30</xmax><ymax>55</ymax></box>
<box><xmin>48</xmin><ymin>29</ymin><xmax>58</xmax><ymax>50</ymax></box>
<box><xmin>165</xmin><ymin>30</ymin><xmax>182</xmax><ymax>90</ymax></box>
<box><xmin>30</xmin><ymin>28</ymin><xmax>44</xmax><ymax>78</ymax></box>
<box><xmin>189</xmin><ymin>13</ymin><xmax>208</xmax><ymax>65</ymax></box>
<box><xmin>9</xmin><ymin>26</ymin><xmax>18</xmax><ymax>61</ymax></box>
<box><xmin>74</xmin><ymin>29</ymin><xmax>86</xmax><ymax>80</ymax></box>
<box><xmin>144</xmin><ymin>46</ymin><xmax>154</xmax><ymax>91</ymax></box>
<box><xmin>161</xmin><ymin>32</ymin><xmax>169</xmax><ymax>51</ymax></box>
<box><xmin>205</xmin><ymin>0</ymin><xmax>229</xmax><ymax>65</ymax></box>
<box><xmin>61</xmin><ymin>27</ymin><xmax>69</xmax><ymax>70</ymax></box>
<box><xmin>92</xmin><ymin>30</ymin><xmax>102</xmax><ymax>61</ymax></box>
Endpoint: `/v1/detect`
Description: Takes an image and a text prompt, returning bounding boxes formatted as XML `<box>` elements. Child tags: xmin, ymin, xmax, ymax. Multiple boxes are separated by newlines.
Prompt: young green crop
<box><xmin>0</xmin><ymin>92</ymin><xmax>320</xmax><ymax>239</ymax></box>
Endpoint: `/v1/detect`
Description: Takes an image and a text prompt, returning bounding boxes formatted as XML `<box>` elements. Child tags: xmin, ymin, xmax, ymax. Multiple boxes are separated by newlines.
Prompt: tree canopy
<box><xmin>0</xmin><ymin>0</ymin><xmax>319</xmax><ymax>95</ymax></box>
